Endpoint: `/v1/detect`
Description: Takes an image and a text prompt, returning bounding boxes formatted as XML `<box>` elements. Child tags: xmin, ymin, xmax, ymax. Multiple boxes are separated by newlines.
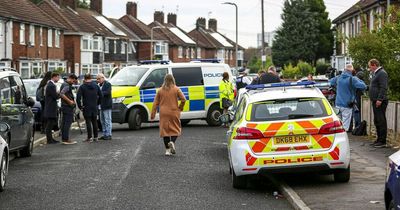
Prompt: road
<box><xmin>0</xmin><ymin>121</ymin><xmax>291</xmax><ymax>210</ymax></box>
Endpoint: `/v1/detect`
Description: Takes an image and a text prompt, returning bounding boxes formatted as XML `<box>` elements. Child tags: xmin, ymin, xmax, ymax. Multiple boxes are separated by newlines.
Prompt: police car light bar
<box><xmin>190</xmin><ymin>59</ymin><xmax>221</xmax><ymax>63</ymax></box>
<box><xmin>139</xmin><ymin>60</ymin><xmax>170</xmax><ymax>65</ymax></box>
<box><xmin>246</xmin><ymin>81</ymin><xmax>317</xmax><ymax>90</ymax></box>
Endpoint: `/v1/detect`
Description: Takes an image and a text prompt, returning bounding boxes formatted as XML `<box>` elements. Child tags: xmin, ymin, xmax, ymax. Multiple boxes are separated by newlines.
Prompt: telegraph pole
<box><xmin>261</xmin><ymin>0</ymin><xmax>265</xmax><ymax>68</ymax></box>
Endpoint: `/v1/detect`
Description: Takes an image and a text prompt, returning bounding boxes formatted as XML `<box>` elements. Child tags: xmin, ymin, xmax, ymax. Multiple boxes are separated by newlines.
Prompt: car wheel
<box><xmin>128</xmin><ymin>108</ymin><xmax>142</xmax><ymax>130</ymax></box>
<box><xmin>388</xmin><ymin>199</ymin><xmax>395</xmax><ymax>210</ymax></box>
<box><xmin>334</xmin><ymin>166</ymin><xmax>350</xmax><ymax>183</ymax></box>
<box><xmin>0</xmin><ymin>151</ymin><xmax>8</xmax><ymax>192</ymax></box>
<box><xmin>181</xmin><ymin>119</ymin><xmax>191</xmax><ymax>126</ymax></box>
<box><xmin>232</xmin><ymin>169</ymin><xmax>247</xmax><ymax>189</ymax></box>
<box><xmin>206</xmin><ymin>104</ymin><xmax>222</xmax><ymax>126</ymax></box>
<box><xmin>20</xmin><ymin>128</ymin><xmax>34</xmax><ymax>157</ymax></box>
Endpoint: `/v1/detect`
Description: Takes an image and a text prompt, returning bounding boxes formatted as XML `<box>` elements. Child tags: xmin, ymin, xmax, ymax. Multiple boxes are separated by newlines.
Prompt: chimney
<box><xmin>55</xmin><ymin>0</ymin><xmax>76</xmax><ymax>9</ymax></box>
<box><xmin>126</xmin><ymin>2</ymin><xmax>137</xmax><ymax>18</ymax></box>
<box><xmin>90</xmin><ymin>0</ymin><xmax>103</xmax><ymax>14</ymax></box>
<box><xmin>167</xmin><ymin>13</ymin><xmax>177</xmax><ymax>26</ymax></box>
<box><xmin>154</xmin><ymin>11</ymin><xmax>164</xmax><ymax>24</ymax></box>
<box><xmin>208</xmin><ymin>18</ymin><xmax>217</xmax><ymax>31</ymax></box>
<box><xmin>196</xmin><ymin>17</ymin><xmax>206</xmax><ymax>29</ymax></box>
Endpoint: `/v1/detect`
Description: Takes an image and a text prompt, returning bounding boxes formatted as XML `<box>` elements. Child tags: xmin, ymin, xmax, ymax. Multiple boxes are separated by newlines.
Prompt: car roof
<box><xmin>0</xmin><ymin>68</ymin><xmax>19</xmax><ymax>78</ymax></box>
<box><xmin>245</xmin><ymin>86</ymin><xmax>325</xmax><ymax>103</ymax></box>
<box><xmin>132</xmin><ymin>62</ymin><xmax>231</xmax><ymax>69</ymax></box>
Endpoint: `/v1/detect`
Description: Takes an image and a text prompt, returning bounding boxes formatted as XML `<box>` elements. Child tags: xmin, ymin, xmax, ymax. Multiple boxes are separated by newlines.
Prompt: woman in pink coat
<box><xmin>151</xmin><ymin>74</ymin><xmax>186</xmax><ymax>156</ymax></box>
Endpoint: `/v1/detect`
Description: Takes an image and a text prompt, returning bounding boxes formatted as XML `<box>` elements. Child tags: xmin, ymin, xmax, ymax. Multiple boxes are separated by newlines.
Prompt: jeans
<box><xmin>337</xmin><ymin>106</ymin><xmax>353</xmax><ymax>131</ymax></box>
<box><xmin>84</xmin><ymin>113</ymin><xmax>98</xmax><ymax>139</ymax></box>
<box><xmin>46</xmin><ymin>118</ymin><xmax>57</xmax><ymax>142</ymax></box>
<box><xmin>100</xmin><ymin>109</ymin><xmax>112</xmax><ymax>137</ymax></box>
<box><xmin>61</xmin><ymin>112</ymin><xmax>73</xmax><ymax>141</ymax></box>
<box><xmin>372</xmin><ymin>100</ymin><xmax>388</xmax><ymax>143</ymax></box>
<box><xmin>163</xmin><ymin>136</ymin><xmax>177</xmax><ymax>149</ymax></box>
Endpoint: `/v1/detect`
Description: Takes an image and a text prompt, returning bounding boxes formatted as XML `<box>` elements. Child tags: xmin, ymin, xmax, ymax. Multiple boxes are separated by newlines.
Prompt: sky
<box><xmin>103</xmin><ymin>0</ymin><xmax>359</xmax><ymax>48</ymax></box>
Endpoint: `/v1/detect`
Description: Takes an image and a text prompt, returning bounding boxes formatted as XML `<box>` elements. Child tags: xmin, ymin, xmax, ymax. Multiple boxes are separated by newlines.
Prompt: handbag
<box><xmin>222</xmin><ymin>98</ymin><xmax>232</xmax><ymax>109</ymax></box>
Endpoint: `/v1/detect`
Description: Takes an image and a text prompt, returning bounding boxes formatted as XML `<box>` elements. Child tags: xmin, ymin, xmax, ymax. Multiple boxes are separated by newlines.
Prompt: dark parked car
<box><xmin>0</xmin><ymin>68</ymin><xmax>35</xmax><ymax>157</ymax></box>
<box><xmin>385</xmin><ymin>150</ymin><xmax>400</xmax><ymax>210</ymax></box>
<box><xmin>0</xmin><ymin>122</ymin><xmax>10</xmax><ymax>192</ymax></box>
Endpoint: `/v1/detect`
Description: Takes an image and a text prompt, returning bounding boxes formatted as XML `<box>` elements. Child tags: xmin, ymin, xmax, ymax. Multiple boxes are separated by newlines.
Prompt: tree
<box><xmin>272</xmin><ymin>0</ymin><xmax>319</xmax><ymax>67</ymax></box>
<box><xmin>78</xmin><ymin>0</ymin><xmax>89</xmax><ymax>9</ymax></box>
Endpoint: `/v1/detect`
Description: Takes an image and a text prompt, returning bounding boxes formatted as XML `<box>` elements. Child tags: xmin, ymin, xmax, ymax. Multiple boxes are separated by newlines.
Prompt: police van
<box><xmin>110</xmin><ymin>62</ymin><xmax>233</xmax><ymax>130</ymax></box>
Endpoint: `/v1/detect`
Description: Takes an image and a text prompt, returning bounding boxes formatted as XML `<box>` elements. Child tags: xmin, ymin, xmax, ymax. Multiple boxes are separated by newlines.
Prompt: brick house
<box><xmin>0</xmin><ymin>0</ymin><xmax>66</xmax><ymax>79</ymax></box>
<box><xmin>188</xmin><ymin>18</ymin><xmax>243</xmax><ymax>67</ymax></box>
<box><xmin>149</xmin><ymin>11</ymin><xmax>197</xmax><ymax>63</ymax></box>
<box><xmin>119</xmin><ymin>2</ymin><xmax>169</xmax><ymax>61</ymax></box>
<box><xmin>39</xmin><ymin>0</ymin><xmax>136</xmax><ymax>76</ymax></box>
<box><xmin>332</xmin><ymin>0</ymin><xmax>397</xmax><ymax>70</ymax></box>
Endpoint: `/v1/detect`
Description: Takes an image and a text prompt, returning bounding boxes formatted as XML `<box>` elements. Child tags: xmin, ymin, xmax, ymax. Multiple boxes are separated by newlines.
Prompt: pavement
<box><xmin>0</xmin><ymin>121</ymin><xmax>292</xmax><ymax>210</ymax></box>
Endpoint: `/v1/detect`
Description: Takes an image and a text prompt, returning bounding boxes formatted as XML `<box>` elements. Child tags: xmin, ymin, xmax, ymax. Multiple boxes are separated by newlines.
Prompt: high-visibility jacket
<box><xmin>219</xmin><ymin>80</ymin><xmax>234</xmax><ymax>109</ymax></box>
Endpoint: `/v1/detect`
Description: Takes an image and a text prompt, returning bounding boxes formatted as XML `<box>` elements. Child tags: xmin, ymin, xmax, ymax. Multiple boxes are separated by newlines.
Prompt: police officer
<box><xmin>236</xmin><ymin>68</ymin><xmax>251</xmax><ymax>90</ymax></box>
<box><xmin>60</xmin><ymin>74</ymin><xmax>78</xmax><ymax>145</ymax></box>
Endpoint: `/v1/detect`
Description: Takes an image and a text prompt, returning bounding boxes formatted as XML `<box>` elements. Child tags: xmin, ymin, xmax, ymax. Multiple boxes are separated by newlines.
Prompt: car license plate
<box><xmin>274</xmin><ymin>135</ymin><xmax>310</xmax><ymax>145</ymax></box>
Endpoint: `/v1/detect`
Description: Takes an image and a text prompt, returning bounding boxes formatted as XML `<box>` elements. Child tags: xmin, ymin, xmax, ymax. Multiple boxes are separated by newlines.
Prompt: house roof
<box><xmin>0</xmin><ymin>0</ymin><xmax>65</xmax><ymax>28</ymax></box>
<box><xmin>119</xmin><ymin>15</ymin><xmax>166</xmax><ymax>41</ymax></box>
<box><xmin>333</xmin><ymin>0</ymin><xmax>379</xmax><ymax>23</ymax></box>
<box><xmin>149</xmin><ymin>21</ymin><xmax>195</xmax><ymax>46</ymax></box>
<box><xmin>109</xmin><ymin>18</ymin><xmax>141</xmax><ymax>41</ymax></box>
<box><xmin>188</xmin><ymin>27</ymin><xmax>224</xmax><ymax>49</ymax></box>
<box><xmin>216</xmin><ymin>32</ymin><xmax>245</xmax><ymax>50</ymax></box>
<box><xmin>75</xmin><ymin>8</ymin><xmax>121</xmax><ymax>38</ymax></box>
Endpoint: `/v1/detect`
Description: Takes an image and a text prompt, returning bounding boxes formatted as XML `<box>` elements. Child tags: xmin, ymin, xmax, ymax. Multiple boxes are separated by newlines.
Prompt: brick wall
<box><xmin>169</xmin><ymin>46</ymin><xmax>192</xmax><ymax>63</ymax></box>
<box><xmin>64</xmin><ymin>35</ymin><xmax>81</xmax><ymax>74</ymax></box>
<box><xmin>137</xmin><ymin>42</ymin><xmax>151</xmax><ymax>60</ymax></box>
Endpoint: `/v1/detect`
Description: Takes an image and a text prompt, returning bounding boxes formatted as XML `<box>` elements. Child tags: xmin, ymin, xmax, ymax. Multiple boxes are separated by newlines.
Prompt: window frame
<box><xmin>20</xmin><ymin>23</ymin><xmax>25</xmax><ymax>44</ymax></box>
<box><xmin>178</xmin><ymin>46</ymin><xmax>183</xmax><ymax>58</ymax></box>
<box><xmin>29</xmin><ymin>25</ymin><xmax>35</xmax><ymax>46</ymax></box>
<box><xmin>104</xmin><ymin>38</ymin><xmax>109</xmax><ymax>53</ymax></box>
<box><xmin>121</xmin><ymin>41</ymin><xmax>126</xmax><ymax>54</ymax></box>
<box><xmin>48</xmin><ymin>28</ymin><xmax>53</xmax><ymax>47</ymax></box>
<box><xmin>39</xmin><ymin>27</ymin><xmax>43</xmax><ymax>46</ymax></box>
<box><xmin>55</xmin><ymin>29</ymin><xmax>60</xmax><ymax>48</ymax></box>
<box><xmin>196</xmin><ymin>47</ymin><xmax>201</xmax><ymax>59</ymax></box>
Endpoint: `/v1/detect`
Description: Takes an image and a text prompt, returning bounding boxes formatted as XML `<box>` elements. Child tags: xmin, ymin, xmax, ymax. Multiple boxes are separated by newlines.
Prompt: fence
<box><xmin>361</xmin><ymin>97</ymin><xmax>400</xmax><ymax>147</ymax></box>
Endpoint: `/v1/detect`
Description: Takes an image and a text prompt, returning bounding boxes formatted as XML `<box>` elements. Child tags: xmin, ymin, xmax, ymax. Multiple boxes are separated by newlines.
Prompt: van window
<box><xmin>172</xmin><ymin>67</ymin><xmax>203</xmax><ymax>86</ymax></box>
<box><xmin>0</xmin><ymin>77</ymin><xmax>11</xmax><ymax>105</ymax></box>
<box><xmin>10</xmin><ymin>76</ymin><xmax>26</xmax><ymax>104</ymax></box>
<box><xmin>141</xmin><ymin>68</ymin><xmax>168</xmax><ymax>89</ymax></box>
<box><xmin>109</xmin><ymin>67</ymin><xmax>149</xmax><ymax>86</ymax></box>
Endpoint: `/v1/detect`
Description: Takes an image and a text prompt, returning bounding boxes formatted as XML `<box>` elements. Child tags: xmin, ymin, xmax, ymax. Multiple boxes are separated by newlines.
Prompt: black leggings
<box><xmin>85</xmin><ymin>114</ymin><xmax>98</xmax><ymax>139</ymax></box>
<box><xmin>163</xmin><ymin>136</ymin><xmax>177</xmax><ymax>149</ymax></box>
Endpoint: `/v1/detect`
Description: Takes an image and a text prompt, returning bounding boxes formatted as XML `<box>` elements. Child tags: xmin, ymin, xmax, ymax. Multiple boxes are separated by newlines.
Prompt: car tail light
<box><xmin>234</xmin><ymin>88</ymin><xmax>237</xmax><ymax>98</ymax></box>
<box><xmin>234</xmin><ymin>127</ymin><xmax>264</xmax><ymax>140</ymax></box>
<box><xmin>319</xmin><ymin>121</ymin><xmax>345</xmax><ymax>134</ymax></box>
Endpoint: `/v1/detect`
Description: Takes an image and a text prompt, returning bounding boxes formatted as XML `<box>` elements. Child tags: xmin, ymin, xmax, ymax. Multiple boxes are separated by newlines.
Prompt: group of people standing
<box><xmin>330</xmin><ymin>58</ymin><xmax>388</xmax><ymax>148</ymax></box>
<box><xmin>37</xmin><ymin>73</ymin><xmax>113</xmax><ymax>145</ymax></box>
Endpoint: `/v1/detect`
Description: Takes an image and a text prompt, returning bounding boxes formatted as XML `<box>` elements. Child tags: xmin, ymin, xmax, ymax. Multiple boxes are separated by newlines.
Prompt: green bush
<box><xmin>297</xmin><ymin>61</ymin><xmax>314</xmax><ymax>77</ymax></box>
<box><xmin>282</xmin><ymin>63</ymin><xmax>300</xmax><ymax>79</ymax></box>
<box><xmin>247</xmin><ymin>56</ymin><xmax>273</xmax><ymax>73</ymax></box>
<box><xmin>316</xmin><ymin>61</ymin><xmax>330</xmax><ymax>75</ymax></box>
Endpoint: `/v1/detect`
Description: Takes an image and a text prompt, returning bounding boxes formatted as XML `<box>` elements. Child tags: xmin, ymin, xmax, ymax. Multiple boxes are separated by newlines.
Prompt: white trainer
<box><xmin>168</xmin><ymin>142</ymin><xmax>176</xmax><ymax>154</ymax></box>
<box><xmin>165</xmin><ymin>148</ymin><xmax>172</xmax><ymax>156</ymax></box>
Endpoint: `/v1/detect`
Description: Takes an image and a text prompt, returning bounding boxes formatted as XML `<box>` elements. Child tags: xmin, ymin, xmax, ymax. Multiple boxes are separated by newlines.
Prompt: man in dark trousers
<box><xmin>96</xmin><ymin>73</ymin><xmax>112</xmax><ymax>140</ymax></box>
<box><xmin>77</xmin><ymin>74</ymin><xmax>102</xmax><ymax>142</ymax></box>
<box><xmin>60</xmin><ymin>74</ymin><xmax>78</xmax><ymax>145</ymax></box>
<box><xmin>44</xmin><ymin>72</ymin><xmax>60</xmax><ymax>144</ymax></box>
<box><xmin>258</xmin><ymin>66</ymin><xmax>281</xmax><ymax>84</ymax></box>
<box><xmin>368</xmin><ymin>59</ymin><xmax>389</xmax><ymax>148</ymax></box>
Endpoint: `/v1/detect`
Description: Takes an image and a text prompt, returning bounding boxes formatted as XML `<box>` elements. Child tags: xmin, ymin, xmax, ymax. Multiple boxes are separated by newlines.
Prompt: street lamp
<box><xmin>150</xmin><ymin>26</ymin><xmax>163</xmax><ymax>60</ymax></box>
<box><xmin>222</xmin><ymin>2</ymin><xmax>238</xmax><ymax>70</ymax></box>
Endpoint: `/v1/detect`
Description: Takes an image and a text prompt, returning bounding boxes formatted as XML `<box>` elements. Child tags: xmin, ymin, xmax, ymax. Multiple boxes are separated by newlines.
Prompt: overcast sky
<box><xmin>103</xmin><ymin>0</ymin><xmax>359</xmax><ymax>48</ymax></box>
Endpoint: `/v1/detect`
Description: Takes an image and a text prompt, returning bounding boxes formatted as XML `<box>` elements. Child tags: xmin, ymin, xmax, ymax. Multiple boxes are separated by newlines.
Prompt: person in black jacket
<box><xmin>77</xmin><ymin>74</ymin><xmax>103</xmax><ymax>142</ymax></box>
<box><xmin>37</xmin><ymin>71</ymin><xmax>52</xmax><ymax>133</ymax></box>
<box><xmin>258</xmin><ymin>66</ymin><xmax>281</xmax><ymax>84</ymax></box>
<box><xmin>96</xmin><ymin>73</ymin><xmax>112</xmax><ymax>140</ymax></box>
<box><xmin>368</xmin><ymin>59</ymin><xmax>389</xmax><ymax>148</ymax></box>
<box><xmin>44</xmin><ymin>72</ymin><xmax>60</xmax><ymax>144</ymax></box>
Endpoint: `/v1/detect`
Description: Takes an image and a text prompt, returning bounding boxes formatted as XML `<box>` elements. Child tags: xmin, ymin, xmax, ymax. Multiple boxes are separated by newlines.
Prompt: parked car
<box><xmin>0</xmin><ymin>122</ymin><xmax>10</xmax><ymax>192</ymax></box>
<box><xmin>298</xmin><ymin>76</ymin><xmax>335</xmax><ymax>104</ymax></box>
<box><xmin>0</xmin><ymin>68</ymin><xmax>35</xmax><ymax>157</ymax></box>
<box><xmin>385</xmin><ymin>150</ymin><xmax>400</xmax><ymax>210</ymax></box>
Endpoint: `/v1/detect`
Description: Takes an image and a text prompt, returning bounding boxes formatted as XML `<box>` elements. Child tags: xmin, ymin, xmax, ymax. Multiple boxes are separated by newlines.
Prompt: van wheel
<box><xmin>0</xmin><ymin>151</ymin><xmax>8</xmax><ymax>192</ymax></box>
<box><xmin>334</xmin><ymin>166</ymin><xmax>350</xmax><ymax>183</ymax></box>
<box><xmin>206</xmin><ymin>104</ymin><xmax>222</xmax><ymax>126</ymax></box>
<box><xmin>232</xmin><ymin>169</ymin><xmax>247</xmax><ymax>189</ymax></box>
<box><xmin>21</xmin><ymin>128</ymin><xmax>34</xmax><ymax>157</ymax></box>
<box><xmin>128</xmin><ymin>108</ymin><xmax>142</xmax><ymax>130</ymax></box>
<box><xmin>181</xmin><ymin>120</ymin><xmax>191</xmax><ymax>126</ymax></box>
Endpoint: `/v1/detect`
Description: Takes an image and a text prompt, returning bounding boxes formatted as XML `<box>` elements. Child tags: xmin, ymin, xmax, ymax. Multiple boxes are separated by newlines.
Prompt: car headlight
<box><xmin>113</xmin><ymin>97</ymin><xmax>126</xmax><ymax>104</ymax></box>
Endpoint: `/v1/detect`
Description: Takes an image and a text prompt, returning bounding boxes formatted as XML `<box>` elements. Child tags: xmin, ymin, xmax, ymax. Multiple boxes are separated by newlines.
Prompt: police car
<box><xmin>227</xmin><ymin>82</ymin><xmax>351</xmax><ymax>189</ymax></box>
<box><xmin>109</xmin><ymin>62</ymin><xmax>233</xmax><ymax>130</ymax></box>
<box><xmin>385</xmin><ymin>150</ymin><xmax>400</xmax><ymax>210</ymax></box>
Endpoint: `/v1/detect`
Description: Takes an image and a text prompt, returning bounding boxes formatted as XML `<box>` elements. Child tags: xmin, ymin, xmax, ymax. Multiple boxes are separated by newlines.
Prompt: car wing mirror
<box><xmin>26</xmin><ymin>97</ymin><xmax>35</xmax><ymax>107</ymax></box>
<box><xmin>0</xmin><ymin>122</ymin><xmax>10</xmax><ymax>132</ymax></box>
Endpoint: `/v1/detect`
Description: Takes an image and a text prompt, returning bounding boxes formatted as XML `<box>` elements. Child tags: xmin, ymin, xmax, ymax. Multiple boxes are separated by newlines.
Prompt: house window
<box><xmin>185</xmin><ymin>48</ymin><xmax>189</xmax><ymax>59</ymax></box>
<box><xmin>369</xmin><ymin>10</ymin><xmax>374</xmax><ymax>31</ymax></box>
<box><xmin>82</xmin><ymin>35</ymin><xmax>91</xmax><ymax>50</ymax></box>
<box><xmin>48</xmin><ymin>29</ymin><xmax>53</xmax><ymax>47</ymax></box>
<box><xmin>0</xmin><ymin>22</ymin><xmax>3</xmax><ymax>43</ymax></box>
<box><xmin>32</xmin><ymin>62</ymin><xmax>43</xmax><ymax>78</ymax></box>
<box><xmin>39</xmin><ymin>27</ymin><xmax>43</xmax><ymax>46</ymax></box>
<box><xmin>55</xmin><ymin>30</ymin><xmax>60</xmax><ymax>47</ymax></box>
<box><xmin>155</xmin><ymin>42</ymin><xmax>167</xmax><ymax>55</ymax></box>
<box><xmin>230</xmin><ymin>50</ymin><xmax>233</xmax><ymax>60</ymax></box>
<box><xmin>114</xmin><ymin>40</ymin><xmax>117</xmax><ymax>54</ymax></box>
<box><xmin>225</xmin><ymin>50</ymin><xmax>229</xmax><ymax>60</ymax></box>
<box><xmin>191</xmin><ymin>48</ymin><xmax>195</xmax><ymax>59</ymax></box>
<box><xmin>121</xmin><ymin>41</ymin><xmax>126</xmax><ymax>54</ymax></box>
<box><xmin>20</xmin><ymin>61</ymin><xmax>30</xmax><ymax>79</ymax></box>
<box><xmin>104</xmin><ymin>39</ymin><xmax>109</xmax><ymax>53</ymax></box>
<box><xmin>29</xmin><ymin>25</ymin><xmax>35</xmax><ymax>46</ymax></box>
<box><xmin>81</xmin><ymin>64</ymin><xmax>90</xmax><ymax>75</ymax></box>
<box><xmin>93</xmin><ymin>36</ymin><xmax>102</xmax><ymax>51</ymax></box>
<box><xmin>48</xmin><ymin>62</ymin><xmax>57</xmax><ymax>72</ymax></box>
<box><xmin>127</xmin><ymin>42</ymin><xmax>132</xmax><ymax>53</ymax></box>
<box><xmin>92</xmin><ymin>64</ymin><xmax>101</xmax><ymax>75</ymax></box>
<box><xmin>20</xmin><ymin>23</ymin><xmax>25</xmax><ymax>44</ymax></box>
<box><xmin>178</xmin><ymin>46</ymin><xmax>183</xmax><ymax>58</ymax></box>
<box><xmin>217</xmin><ymin>49</ymin><xmax>225</xmax><ymax>60</ymax></box>
<box><xmin>197</xmin><ymin>47</ymin><xmax>201</xmax><ymax>59</ymax></box>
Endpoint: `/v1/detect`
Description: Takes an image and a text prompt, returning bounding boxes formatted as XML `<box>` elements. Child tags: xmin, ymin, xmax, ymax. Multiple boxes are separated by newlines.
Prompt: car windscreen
<box><xmin>24</xmin><ymin>80</ymin><xmax>40</xmax><ymax>97</ymax></box>
<box><xmin>109</xmin><ymin>67</ymin><xmax>149</xmax><ymax>86</ymax></box>
<box><xmin>250</xmin><ymin>98</ymin><xmax>329</xmax><ymax>122</ymax></box>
